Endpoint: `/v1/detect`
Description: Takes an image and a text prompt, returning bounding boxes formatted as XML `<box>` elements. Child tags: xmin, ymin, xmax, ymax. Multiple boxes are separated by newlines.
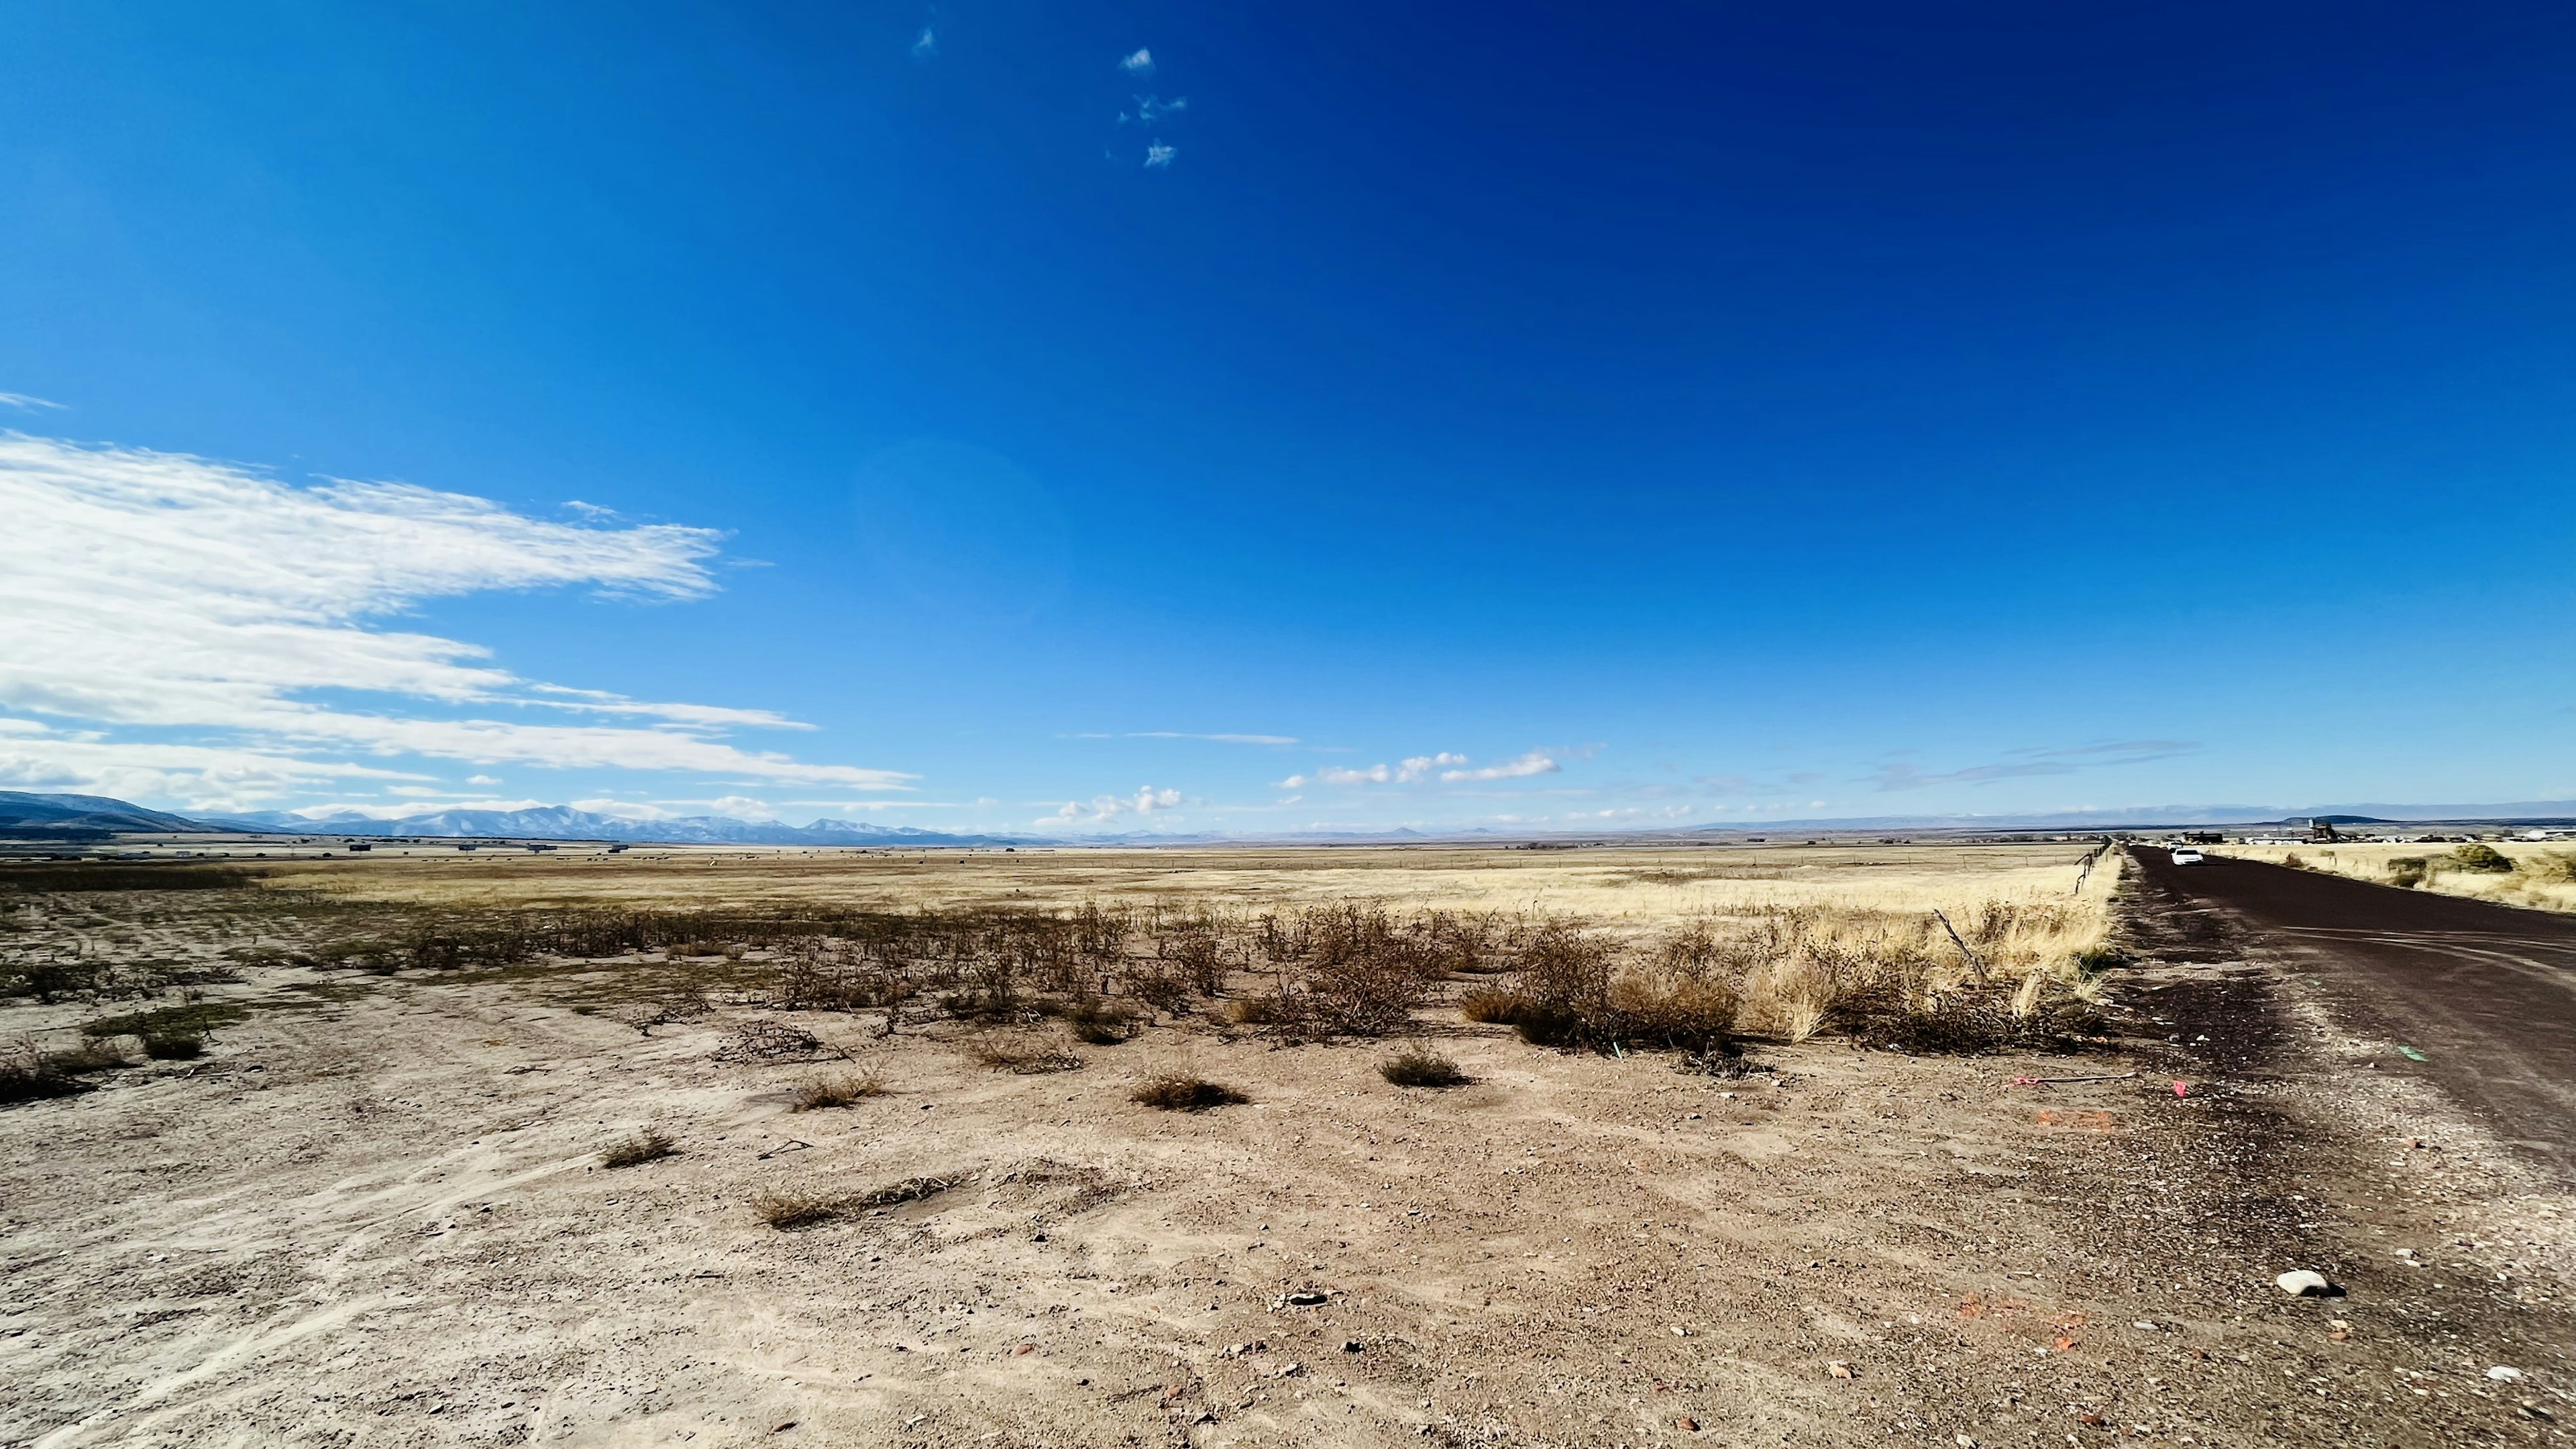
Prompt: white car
<box><xmin>2170</xmin><ymin>848</ymin><xmax>2205</xmax><ymax>865</ymax></box>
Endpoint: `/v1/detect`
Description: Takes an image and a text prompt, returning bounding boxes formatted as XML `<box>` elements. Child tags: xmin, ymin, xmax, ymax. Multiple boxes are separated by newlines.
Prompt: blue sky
<box><xmin>3</xmin><ymin>1</ymin><xmax>2574</xmax><ymax>833</ymax></box>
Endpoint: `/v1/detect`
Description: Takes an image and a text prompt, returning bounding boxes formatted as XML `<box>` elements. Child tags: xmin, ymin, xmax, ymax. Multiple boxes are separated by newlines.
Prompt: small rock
<box><xmin>2275</xmin><ymin>1270</ymin><xmax>2334</xmax><ymax>1297</ymax></box>
<box><xmin>1955</xmin><ymin>1436</ymin><xmax>1978</xmax><ymax>1448</ymax></box>
<box><xmin>1275</xmin><ymin>1362</ymin><xmax>1305</xmax><ymax>1378</ymax></box>
<box><xmin>1281</xmin><ymin>1291</ymin><xmax>1328</xmax><ymax>1308</ymax></box>
<box><xmin>1676</xmin><ymin>1416</ymin><xmax>1699</xmax><ymax>1432</ymax></box>
<box><xmin>2487</xmin><ymin>1366</ymin><xmax>2525</xmax><ymax>1382</ymax></box>
<box><xmin>2132</xmin><ymin>1321</ymin><xmax>2158</xmax><ymax>1331</ymax></box>
<box><xmin>1342</xmin><ymin>1340</ymin><xmax>1365</xmax><ymax>1353</ymax></box>
<box><xmin>1825</xmin><ymin>1361</ymin><xmax>1856</xmax><ymax>1379</ymax></box>
<box><xmin>772</xmin><ymin>1423</ymin><xmax>796</xmax><ymax>1434</ymax></box>
<box><xmin>1011</xmin><ymin>1343</ymin><xmax>1036</xmax><ymax>1356</ymax></box>
<box><xmin>1670</xmin><ymin>1325</ymin><xmax>1690</xmax><ymax>1338</ymax></box>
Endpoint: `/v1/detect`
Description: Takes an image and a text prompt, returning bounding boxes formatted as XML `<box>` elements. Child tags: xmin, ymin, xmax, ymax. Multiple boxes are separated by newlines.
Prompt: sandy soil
<box><xmin>4</xmin><ymin>854</ymin><xmax>2573</xmax><ymax>1447</ymax></box>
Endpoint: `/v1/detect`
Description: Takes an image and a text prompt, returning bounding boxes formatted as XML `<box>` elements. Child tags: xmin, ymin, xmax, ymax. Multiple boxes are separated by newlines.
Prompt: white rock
<box><xmin>2487</xmin><ymin>1366</ymin><xmax>2525</xmax><ymax>1382</ymax></box>
<box><xmin>2275</xmin><ymin>1270</ymin><xmax>2334</xmax><ymax>1297</ymax></box>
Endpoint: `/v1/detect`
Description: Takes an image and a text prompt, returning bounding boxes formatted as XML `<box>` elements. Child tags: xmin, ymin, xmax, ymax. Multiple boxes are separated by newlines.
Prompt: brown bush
<box><xmin>600</xmin><ymin>1128</ymin><xmax>677</xmax><ymax>1168</ymax></box>
<box><xmin>1379</xmin><ymin>1046</ymin><xmax>1468</xmax><ymax>1088</ymax></box>
<box><xmin>1131</xmin><ymin>1073</ymin><xmax>1248</xmax><ymax>1112</ymax></box>
<box><xmin>791</xmin><ymin>1072</ymin><xmax>885</xmax><ymax>1110</ymax></box>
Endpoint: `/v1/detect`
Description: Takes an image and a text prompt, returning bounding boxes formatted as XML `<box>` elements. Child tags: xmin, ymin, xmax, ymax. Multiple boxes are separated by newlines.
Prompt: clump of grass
<box><xmin>1064</xmin><ymin>999</ymin><xmax>1134</xmax><ymax>1045</ymax></box>
<box><xmin>751</xmin><ymin>1189</ymin><xmax>843</xmax><ymax>1230</ymax></box>
<box><xmin>0</xmin><ymin>1056</ymin><xmax>89</xmax><ymax>1104</ymax></box>
<box><xmin>1379</xmin><ymin>1046</ymin><xmax>1468</xmax><ymax>1088</ymax></box>
<box><xmin>140</xmin><ymin>1032</ymin><xmax>205</xmax><ymax>1061</ymax></box>
<box><xmin>2387</xmin><ymin>856</ymin><xmax>2429</xmax><ymax>889</ymax></box>
<box><xmin>46</xmin><ymin>1038</ymin><xmax>131</xmax><ymax>1074</ymax></box>
<box><xmin>1131</xmin><ymin>1073</ymin><xmax>1248</xmax><ymax>1112</ymax></box>
<box><xmin>2451</xmin><ymin>843</ymin><xmax>2516</xmax><ymax>874</ymax></box>
<box><xmin>791</xmin><ymin>1071</ymin><xmax>885</xmax><ymax>1110</ymax></box>
<box><xmin>1458</xmin><ymin>986</ymin><xmax>1521</xmax><ymax>1024</ymax></box>
<box><xmin>600</xmin><ymin>1128</ymin><xmax>678</xmax><ymax>1169</ymax></box>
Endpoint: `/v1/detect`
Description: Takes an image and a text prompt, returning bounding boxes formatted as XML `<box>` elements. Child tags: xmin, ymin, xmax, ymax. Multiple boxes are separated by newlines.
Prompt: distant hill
<box><xmin>0</xmin><ymin>790</ymin><xmax>213</xmax><ymax>836</ymax></box>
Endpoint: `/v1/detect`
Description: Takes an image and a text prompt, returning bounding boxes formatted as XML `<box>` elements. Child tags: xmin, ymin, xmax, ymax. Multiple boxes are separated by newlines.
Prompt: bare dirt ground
<box><xmin>4</xmin><ymin>847</ymin><xmax>2573</xmax><ymax>1448</ymax></box>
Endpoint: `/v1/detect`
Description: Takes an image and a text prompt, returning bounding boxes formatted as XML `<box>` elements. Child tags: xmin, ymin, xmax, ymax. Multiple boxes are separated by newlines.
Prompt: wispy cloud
<box><xmin>1134</xmin><ymin>95</ymin><xmax>1187</xmax><ymax>122</ymax></box>
<box><xmin>0</xmin><ymin>431</ymin><xmax>915</xmax><ymax>810</ymax></box>
<box><xmin>1120</xmin><ymin>731</ymin><xmax>1298</xmax><ymax>745</ymax></box>
<box><xmin>1119</xmin><ymin>48</ymin><xmax>1154</xmax><ymax>74</ymax></box>
<box><xmin>1440</xmin><ymin>749</ymin><xmax>1560</xmax><ymax>782</ymax></box>
<box><xmin>0</xmin><ymin>392</ymin><xmax>66</xmax><ymax>411</ymax></box>
<box><xmin>1144</xmin><ymin>142</ymin><xmax>1175</xmax><ymax>169</ymax></box>
<box><xmin>1868</xmin><ymin>740</ymin><xmax>2199</xmax><ymax>792</ymax></box>
<box><xmin>1041</xmin><ymin>785</ymin><xmax>1185</xmax><ymax>826</ymax></box>
<box><xmin>911</xmin><ymin>26</ymin><xmax>936</xmax><ymax>60</ymax></box>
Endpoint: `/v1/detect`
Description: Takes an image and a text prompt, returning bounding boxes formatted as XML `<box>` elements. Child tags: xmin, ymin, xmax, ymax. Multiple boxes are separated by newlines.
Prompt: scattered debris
<box><xmin>2397</xmin><ymin>1045</ymin><xmax>2428</xmax><ymax>1062</ymax></box>
<box><xmin>1826</xmin><ymin>1360</ymin><xmax>1857</xmax><ymax>1379</ymax></box>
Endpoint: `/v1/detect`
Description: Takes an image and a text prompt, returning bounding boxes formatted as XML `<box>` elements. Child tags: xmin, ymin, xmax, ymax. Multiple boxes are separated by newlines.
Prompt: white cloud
<box><xmin>467</xmin><ymin>774</ymin><xmax>502</xmax><ymax>786</ymax></box>
<box><xmin>1277</xmin><ymin>751</ymin><xmax>1467</xmax><ymax>789</ymax></box>
<box><xmin>0</xmin><ymin>392</ymin><xmax>66</xmax><ymax>411</ymax></box>
<box><xmin>912</xmin><ymin>26</ymin><xmax>936</xmax><ymax>60</ymax></box>
<box><xmin>1144</xmin><ymin>142</ymin><xmax>1175</xmax><ymax>169</ymax></box>
<box><xmin>0</xmin><ymin>431</ymin><xmax>915</xmax><ymax>809</ymax></box>
<box><xmin>1124</xmin><ymin>731</ymin><xmax>1297</xmax><ymax>745</ymax></box>
<box><xmin>1120</xmin><ymin>48</ymin><xmax>1154</xmax><ymax>74</ymax></box>
<box><xmin>1135</xmin><ymin>95</ymin><xmax>1187</xmax><ymax>122</ymax></box>
<box><xmin>1441</xmin><ymin>750</ymin><xmax>1560</xmax><ymax>782</ymax></box>
<box><xmin>706</xmin><ymin>795</ymin><xmax>777</xmax><ymax>821</ymax></box>
<box><xmin>1040</xmin><ymin>785</ymin><xmax>1184</xmax><ymax>827</ymax></box>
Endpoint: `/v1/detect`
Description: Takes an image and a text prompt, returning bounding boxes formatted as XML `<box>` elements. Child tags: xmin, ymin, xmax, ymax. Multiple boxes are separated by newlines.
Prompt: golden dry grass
<box><xmin>250</xmin><ymin>841</ymin><xmax>2124</xmax><ymax>1044</ymax></box>
<box><xmin>2215</xmin><ymin>842</ymin><xmax>2576</xmax><ymax>913</ymax></box>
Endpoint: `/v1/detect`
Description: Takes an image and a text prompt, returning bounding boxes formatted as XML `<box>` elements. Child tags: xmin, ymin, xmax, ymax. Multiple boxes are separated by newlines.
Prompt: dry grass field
<box><xmin>3</xmin><ymin>843</ymin><xmax>2568</xmax><ymax>1448</ymax></box>
<box><xmin>2214</xmin><ymin>842</ymin><xmax>2576</xmax><ymax>914</ymax></box>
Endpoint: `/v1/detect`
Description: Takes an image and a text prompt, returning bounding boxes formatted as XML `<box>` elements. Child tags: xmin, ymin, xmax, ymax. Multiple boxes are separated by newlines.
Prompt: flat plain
<box><xmin>2</xmin><ymin>843</ymin><xmax>2569</xmax><ymax>1447</ymax></box>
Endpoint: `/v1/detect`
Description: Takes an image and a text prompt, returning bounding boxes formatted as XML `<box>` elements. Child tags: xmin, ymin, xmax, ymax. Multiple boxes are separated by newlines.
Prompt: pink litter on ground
<box><xmin>2173</xmin><ymin>1080</ymin><xmax>2190</xmax><ymax>1098</ymax></box>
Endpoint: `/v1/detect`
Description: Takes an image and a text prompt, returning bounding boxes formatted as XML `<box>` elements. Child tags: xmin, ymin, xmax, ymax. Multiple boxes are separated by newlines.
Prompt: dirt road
<box><xmin>2135</xmin><ymin>846</ymin><xmax>2576</xmax><ymax>1182</ymax></box>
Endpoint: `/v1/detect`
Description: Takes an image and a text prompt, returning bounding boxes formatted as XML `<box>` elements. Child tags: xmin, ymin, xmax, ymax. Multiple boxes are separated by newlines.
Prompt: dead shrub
<box><xmin>1225</xmin><ymin>996</ymin><xmax>1285</xmax><ymax>1026</ymax></box>
<box><xmin>751</xmin><ymin>1189</ymin><xmax>843</xmax><ymax>1230</ymax></box>
<box><xmin>1379</xmin><ymin>1046</ymin><xmax>1468</xmax><ymax>1088</ymax></box>
<box><xmin>1131</xmin><ymin>1073</ymin><xmax>1248</xmax><ymax>1112</ymax></box>
<box><xmin>971</xmin><ymin>1036</ymin><xmax>1083</xmax><ymax>1074</ymax></box>
<box><xmin>850</xmin><ymin>1173</ymin><xmax>965</xmax><ymax>1210</ymax></box>
<box><xmin>600</xmin><ymin>1128</ymin><xmax>678</xmax><ymax>1168</ymax></box>
<box><xmin>0</xmin><ymin>1052</ymin><xmax>88</xmax><ymax>1104</ymax></box>
<box><xmin>1458</xmin><ymin>986</ymin><xmax>1522</xmax><ymax>1024</ymax></box>
<box><xmin>791</xmin><ymin>1071</ymin><xmax>885</xmax><ymax>1110</ymax></box>
<box><xmin>713</xmin><ymin>1020</ymin><xmax>828</xmax><ymax>1063</ymax></box>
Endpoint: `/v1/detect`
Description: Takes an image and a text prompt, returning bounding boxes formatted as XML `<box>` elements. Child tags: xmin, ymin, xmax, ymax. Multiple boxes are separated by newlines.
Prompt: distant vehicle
<box><xmin>2170</xmin><ymin>848</ymin><xmax>2205</xmax><ymax>865</ymax></box>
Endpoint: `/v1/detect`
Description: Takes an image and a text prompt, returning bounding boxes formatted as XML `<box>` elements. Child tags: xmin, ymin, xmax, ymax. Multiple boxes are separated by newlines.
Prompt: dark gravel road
<box><xmin>2135</xmin><ymin>845</ymin><xmax>2576</xmax><ymax>1181</ymax></box>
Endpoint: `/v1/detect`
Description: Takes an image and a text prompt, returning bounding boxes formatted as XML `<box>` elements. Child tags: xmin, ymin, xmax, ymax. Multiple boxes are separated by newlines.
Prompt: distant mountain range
<box><xmin>201</xmin><ymin>804</ymin><xmax>1047</xmax><ymax>848</ymax></box>
<box><xmin>6</xmin><ymin>790</ymin><xmax>2576</xmax><ymax>847</ymax></box>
